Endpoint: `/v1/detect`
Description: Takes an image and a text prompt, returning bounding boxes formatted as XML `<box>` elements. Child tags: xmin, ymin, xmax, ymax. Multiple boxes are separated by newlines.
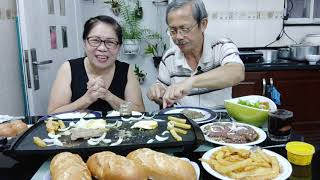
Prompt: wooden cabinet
<box><xmin>232</xmin><ymin>71</ymin><xmax>269</xmax><ymax>97</ymax></box>
<box><xmin>232</xmin><ymin>70</ymin><xmax>320</xmax><ymax>138</ymax></box>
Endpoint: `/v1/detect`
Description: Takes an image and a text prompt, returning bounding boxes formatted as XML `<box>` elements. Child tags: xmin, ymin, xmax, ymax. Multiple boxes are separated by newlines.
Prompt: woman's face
<box><xmin>84</xmin><ymin>22</ymin><xmax>120</xmax><ymax>69</ymax></box>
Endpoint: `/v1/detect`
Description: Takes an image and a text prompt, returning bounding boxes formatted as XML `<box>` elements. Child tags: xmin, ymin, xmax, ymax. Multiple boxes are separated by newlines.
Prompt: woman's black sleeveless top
<box><xmin>69</xmin><ymin>57</ymin><xmax>129</xmax><ymax>112</ymax></box>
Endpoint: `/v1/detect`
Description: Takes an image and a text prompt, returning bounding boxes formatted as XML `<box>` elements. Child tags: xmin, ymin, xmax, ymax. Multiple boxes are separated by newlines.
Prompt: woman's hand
<box><xmin>85</xmin><ymin>77</ymin><xmax>108</xmax><ymax>103</ymax></box>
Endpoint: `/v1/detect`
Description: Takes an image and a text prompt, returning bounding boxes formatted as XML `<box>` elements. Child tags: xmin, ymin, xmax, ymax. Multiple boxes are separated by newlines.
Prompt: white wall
<box><xmin>0</xmin><ymin>0</ymin><xmax>24</xmax><ymax>116</ymax></box>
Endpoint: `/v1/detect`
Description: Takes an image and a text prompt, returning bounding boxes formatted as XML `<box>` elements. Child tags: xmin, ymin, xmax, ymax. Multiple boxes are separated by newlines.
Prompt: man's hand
<box><xmin>147</xmin><ymin>83</ymin><xmax>166</xmax><ymax>105</ymax></box>
<box><xmin>162</xmin><ymin>77</ymin><xmax>193</xmax><ymax>108</ymax></box>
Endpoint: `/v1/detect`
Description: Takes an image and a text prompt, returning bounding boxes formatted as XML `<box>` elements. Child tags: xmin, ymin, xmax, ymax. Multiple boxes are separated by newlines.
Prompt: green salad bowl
<box><xmin>224</xmin><ymin>95</ymin><xmax>277</xmax><ymax>127</ymax></box>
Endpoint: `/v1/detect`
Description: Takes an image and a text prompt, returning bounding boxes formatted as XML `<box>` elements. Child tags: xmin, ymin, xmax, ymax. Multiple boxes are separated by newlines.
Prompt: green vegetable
<box><xmin>237</xmin><ymin>99</ymin><xmax>270</xmax><ymax>110</ymax></box>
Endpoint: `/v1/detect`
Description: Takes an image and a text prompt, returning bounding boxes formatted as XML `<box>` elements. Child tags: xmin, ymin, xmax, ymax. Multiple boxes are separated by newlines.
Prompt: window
<box><xmin>285</xmin><ymin>0</ymin><xmax>320</xmax><ymax>24</ymax></box>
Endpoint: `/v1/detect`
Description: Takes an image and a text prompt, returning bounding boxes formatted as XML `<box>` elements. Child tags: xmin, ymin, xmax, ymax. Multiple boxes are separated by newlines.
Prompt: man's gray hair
<box><xmin>166</xmin><ymin>0</ymin><xmax>208</xmax><ymax>25</ymax></box>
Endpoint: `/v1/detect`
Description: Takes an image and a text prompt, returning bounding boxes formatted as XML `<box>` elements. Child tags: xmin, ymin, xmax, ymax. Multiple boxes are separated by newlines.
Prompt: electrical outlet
<box><xmin>274</xmin><ymin>11</ymin><xmax>283</xmax><ymax>19</ymax></box>
<box><xmin>267</xmin><ymin>11</ymin><xmax>274</xmax><ymax>19</ymax></box>
<box><xmin>217</xmin><ymin>12</ymin><xmax>229</xmax><ymax>20</ymax></box>
<box><xmin>5</xmin><ymin>8</ymin><xmax>11</xmax><ymax>20</ymax></box>
<box><xmin>258</xmin><ymin>11</ymin><xmax>268</xmax><ymax>19</ymax></box>
<box><xmin>247</xmin><ymin>11</ymin><xmax>257</xmax><ymax>20</ymax></box>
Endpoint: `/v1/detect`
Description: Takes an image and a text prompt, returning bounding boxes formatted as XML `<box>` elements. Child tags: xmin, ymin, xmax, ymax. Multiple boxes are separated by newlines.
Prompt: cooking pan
<box><xmin>3</xmin><ymin>114</ymin><xmax>204</xmax><ymax>159</ymax></box>
<box><xmin>255</xmin><ymin>50</ymin><xmax>278</xmax><ymax>63</ymax></box>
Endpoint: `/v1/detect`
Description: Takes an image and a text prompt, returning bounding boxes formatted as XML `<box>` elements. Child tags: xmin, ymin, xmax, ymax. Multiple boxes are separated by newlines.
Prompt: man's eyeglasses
<box><xmin>167</xmin><ymin>23</ymin><xmax>198</xmax><ymax>36</ymax></box>
<box><xmin>87</xmin><ymin>36</ymin><xmax>119</xmax><ymax>49</ymax></box>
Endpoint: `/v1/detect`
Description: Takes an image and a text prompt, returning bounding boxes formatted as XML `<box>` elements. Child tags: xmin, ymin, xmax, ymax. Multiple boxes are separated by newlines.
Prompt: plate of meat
<box><xmin>159</xmin><ymin>107</ymin><xmax>217</xmax><ymax>124</ymax></box>
<box><xmin>200</xmin><ymin>122</ymin><xmax>266</xmax><ymax>146</ymax></box>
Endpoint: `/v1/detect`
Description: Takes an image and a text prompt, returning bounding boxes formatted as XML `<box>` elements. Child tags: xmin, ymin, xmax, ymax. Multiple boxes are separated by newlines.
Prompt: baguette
<box><xmin>127</xmin><ymin>148</ymin><xmax>196</xmax><ymax>180</ymax></box>
<box><xmin>50</xmin><ymin>152</ymin><xmax>92</xmax><ymax>180</ymax></box>
<box><xmin>87</xmin><ymin>151</ymin><xmax>147</xmax><ymax>180</ymax></box>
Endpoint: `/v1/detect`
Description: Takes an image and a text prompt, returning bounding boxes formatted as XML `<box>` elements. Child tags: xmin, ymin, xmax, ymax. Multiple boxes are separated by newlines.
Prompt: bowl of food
<box><xmin>224</xmin><ymin>95</ymin><xmax>277</xmax><ymax>127</ymax></box>
<box><xmin>305</xmin><ymin>54</ymin><xmax>320</xmax><ymax>65</ymax></box>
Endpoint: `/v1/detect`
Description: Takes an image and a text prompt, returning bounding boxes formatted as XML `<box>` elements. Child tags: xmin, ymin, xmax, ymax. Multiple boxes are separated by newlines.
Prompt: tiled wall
<box><xmin>203</xmin><ymin>0</ymin><xmax>284</xmax><ymax>47</ymax></box>
<box><xmin>202</xmin><ymin>0</ymin><xmax>320</xmax><ymax>47</ymax></box>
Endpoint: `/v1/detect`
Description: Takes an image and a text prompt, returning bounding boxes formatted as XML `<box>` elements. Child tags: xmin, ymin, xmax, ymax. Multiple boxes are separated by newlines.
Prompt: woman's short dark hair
<box><xmin>166</xmin><ymin>0</ymin><xmax>208</xmax><ymax>25</ymax></box>
<box><xmin>82</xmin><ymin>15</ymin><xmax>123</xmax><ymax>45</ymax></box>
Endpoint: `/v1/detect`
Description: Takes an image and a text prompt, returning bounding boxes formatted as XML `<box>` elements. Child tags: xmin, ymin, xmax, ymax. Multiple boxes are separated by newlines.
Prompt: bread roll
<box><xmin>50</xmin><ymin>152</ymin><xmax>92</xmax><ymax>180</ymax></box>
<box><xmin>0</xmin><ymin>120</ymin><xmax>28</xmax><ymax>137</ymax></box>
<box><xmin>87</xmin><ymin>151</ymin><xmax>147</xmax><ymax>180</ymax></box>
<box><xmin>127</xmin><ymin>148</ymin><xmax>196</xmax><ymax>180</ymax></box>
<box><xmin>0</xmin><ymin>123</ymin><xmax>17</xmax><ymax>137</ymax></box>
<box><xmin>10</xmin><ymin>120</ymin><xmax>28</xmax><ymax>135</ymax></box>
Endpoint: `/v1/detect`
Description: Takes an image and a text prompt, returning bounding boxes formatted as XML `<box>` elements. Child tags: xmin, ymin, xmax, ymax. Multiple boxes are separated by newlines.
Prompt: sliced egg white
<box><xmin>131</xmin><ymin>120</ymin><xmax>158</xmax><ymax>130</ymax></box>
<box><xmin>75</xmin><ymin>119</ymin><xmax>106</xmax><ymax>129</ymax></box>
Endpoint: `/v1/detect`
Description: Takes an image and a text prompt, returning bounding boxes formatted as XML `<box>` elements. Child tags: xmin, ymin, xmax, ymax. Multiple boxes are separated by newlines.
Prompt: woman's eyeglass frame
<box><xmin>86</xmin><ymin>36</ymin><xmax>119</xmax><ymax>49</ymax></box>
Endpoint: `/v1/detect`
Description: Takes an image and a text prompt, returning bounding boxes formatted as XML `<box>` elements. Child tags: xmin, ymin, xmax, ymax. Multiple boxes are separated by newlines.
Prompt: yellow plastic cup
<box><xmin>286</xmin><ymin>141</ymin><xmax>315</xmax><ymax>166</ymax></box>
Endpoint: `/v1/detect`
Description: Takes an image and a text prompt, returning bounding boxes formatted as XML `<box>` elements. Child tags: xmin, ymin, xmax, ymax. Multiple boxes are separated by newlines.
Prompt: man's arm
<box><xmin>162</xmin><ymin>63</ymin><xmax>244</xmax><ymax>108</ymax></box>
<box><xmin>190</xmin><ymin>63</ymin><xmax>244</xmax><ymax>89</ymax></box>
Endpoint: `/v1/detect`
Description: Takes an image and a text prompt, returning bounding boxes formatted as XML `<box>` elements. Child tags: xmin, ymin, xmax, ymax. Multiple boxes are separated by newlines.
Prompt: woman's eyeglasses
<box><xmin>87</xmin><ymin>37</ymin><xmax>119</xmax><ymax>49</ymax></box>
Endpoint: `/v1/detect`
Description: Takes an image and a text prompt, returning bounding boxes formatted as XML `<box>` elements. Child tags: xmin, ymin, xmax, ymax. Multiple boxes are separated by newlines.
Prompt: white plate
<box><xmin>160</xmin><ymin>106</ymin><xmax>217</xmax><ymax>124</ymax></box>
<box><xmin>53</xmin><ymin>112</ymin><xmax>98</xmax><ymax>119</ymax></box>
<box><xmin>42</xmin><ymin>157</ymin><xmax>200</xmax><ymax>180</ymax></box>
<box><xmin>180</xmin><ymin>158</ymin><xmax>200</xmax><ymax>180</ymax></box>
<box><xmin>200</xmin><ymin>122</ymin><xmax>267</xmax><ymax>146</ymax></box>
<box><xmin>201</xmin><ymin>145</ymin><xmax>292</xmax><ymax>180</ymax></box>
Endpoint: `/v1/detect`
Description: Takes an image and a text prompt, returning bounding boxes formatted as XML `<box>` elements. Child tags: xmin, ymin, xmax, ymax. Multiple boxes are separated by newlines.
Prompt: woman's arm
<box><xmin>47</xmin><ymin>62</ymin><xmax>93</xmax><ymax>114</ymax></box>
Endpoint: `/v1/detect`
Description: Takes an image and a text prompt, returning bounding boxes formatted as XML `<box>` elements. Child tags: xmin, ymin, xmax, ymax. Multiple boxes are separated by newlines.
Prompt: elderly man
<box><xmin>147</xmin><ymin>0</ymin><xmax>245</xmax><ymax>108</ymax></box>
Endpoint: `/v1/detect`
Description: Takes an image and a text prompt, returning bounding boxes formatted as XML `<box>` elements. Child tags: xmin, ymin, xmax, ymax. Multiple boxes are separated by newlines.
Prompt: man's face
<box><xmin>167</xmin><ymin>4</ymin><xmax>204</xmax><ymax>52</ymax></box>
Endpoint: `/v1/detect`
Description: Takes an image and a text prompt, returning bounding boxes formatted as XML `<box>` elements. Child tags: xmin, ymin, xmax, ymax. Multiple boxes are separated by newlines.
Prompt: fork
<box><xmin>250</xmin><ymin>144</ymin><xmax>286</xmax><ymax>151</ymax></box>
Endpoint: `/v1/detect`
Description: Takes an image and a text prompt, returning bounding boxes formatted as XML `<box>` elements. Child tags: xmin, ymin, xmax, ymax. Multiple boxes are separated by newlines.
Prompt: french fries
<box><xmin>169</xmin><ymin>121</ymin><xmax>191</xmax><ymax>129</ymax></box>
<box><xmin>167</xmin><ymin>116</ymin><xmax>187</xmax><ymax>124</ymax></box>
<box><xmin>201</xmin><ymin>146</ymin><xmax>280</xmax><ymax>180</ymax></box>
<box><xmin>58</xmin><ymin>120</ymin><xmax>66</xmax><ymax>129</ymax></box>
<box><xmin>173</xmin><ymin>127</ymin><xmax>187</xmax><ymax>135</ymax></box>
<box><xmin>33</xmin><ymin>137</ymin><xmax>47</xmax><ymax>148</ymax></box>
<box><xmin>169</xmin><ymin>129</ymin><xmax>182</xmax><ymax>141</ymax></box>
<box><xmin>167</xmin><ymin>116</ymin><xmax>191</xmax><ymax>141</ymax></box>
<box><xmin>45</xmin><ymin>119</ymin><xmax>65</xmax><ymax>134</ymax></box>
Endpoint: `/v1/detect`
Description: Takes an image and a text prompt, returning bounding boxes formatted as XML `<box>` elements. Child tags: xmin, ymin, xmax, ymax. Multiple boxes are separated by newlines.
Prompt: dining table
<box><xmin>0</xmin><ymin>111</ymin><xmax>319</xmax><ymax>180</ymax></box>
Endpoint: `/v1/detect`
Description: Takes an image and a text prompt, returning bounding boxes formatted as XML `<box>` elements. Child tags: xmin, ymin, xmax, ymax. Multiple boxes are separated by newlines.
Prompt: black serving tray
<box><xmin>4</xmin><ymin>114</ymin><xmax>204</xmax><ymax>159</ymax></box>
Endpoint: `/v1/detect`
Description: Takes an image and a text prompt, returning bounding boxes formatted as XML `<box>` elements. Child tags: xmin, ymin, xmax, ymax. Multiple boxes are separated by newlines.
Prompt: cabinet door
<box><xmin>271</xmin><ymin>70</ymin><xmax>320</xmax><ymax>123</ymax></box>
<box><xmin>232</xmin><ymin>72</ymin><xmax>269</xmax><ymax>98</ymax></box>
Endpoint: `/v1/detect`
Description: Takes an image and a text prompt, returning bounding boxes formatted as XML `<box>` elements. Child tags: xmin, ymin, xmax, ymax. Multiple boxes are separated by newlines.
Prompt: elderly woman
<box><xmin>48</xmin><ymin>15</ymin><xmax>145</xmax><ymax>114</ymax></box>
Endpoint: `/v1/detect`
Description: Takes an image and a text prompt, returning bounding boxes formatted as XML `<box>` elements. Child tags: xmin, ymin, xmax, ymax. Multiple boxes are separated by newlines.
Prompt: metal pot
<box><xmin>290</xmin><ymin>44</ymin><xmax>318</xmax><ymax>61</ymax></box>
<box><xmin>255</xmin><ymin>49</ymin><xmax>278</xmax><ymax>63</ymax></box>
<box><xmin>278</xmin><ymin>48</ymin><xmax>290</xmax><ymax>59</ymax></box>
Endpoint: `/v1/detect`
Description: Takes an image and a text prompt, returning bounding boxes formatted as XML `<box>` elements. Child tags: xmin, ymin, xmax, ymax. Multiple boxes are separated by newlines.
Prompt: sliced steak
<box><xmin>203</xmin><ymin>122</ymin><xmax>259</xmax><ymax>144</ymax></box>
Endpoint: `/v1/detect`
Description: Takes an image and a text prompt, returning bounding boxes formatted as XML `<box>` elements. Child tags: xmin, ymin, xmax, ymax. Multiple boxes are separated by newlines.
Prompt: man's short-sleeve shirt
<box><xmin>157</xmin><ymin>33</ymin><xmax>244</xmax><ymax>108</ymax></box>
